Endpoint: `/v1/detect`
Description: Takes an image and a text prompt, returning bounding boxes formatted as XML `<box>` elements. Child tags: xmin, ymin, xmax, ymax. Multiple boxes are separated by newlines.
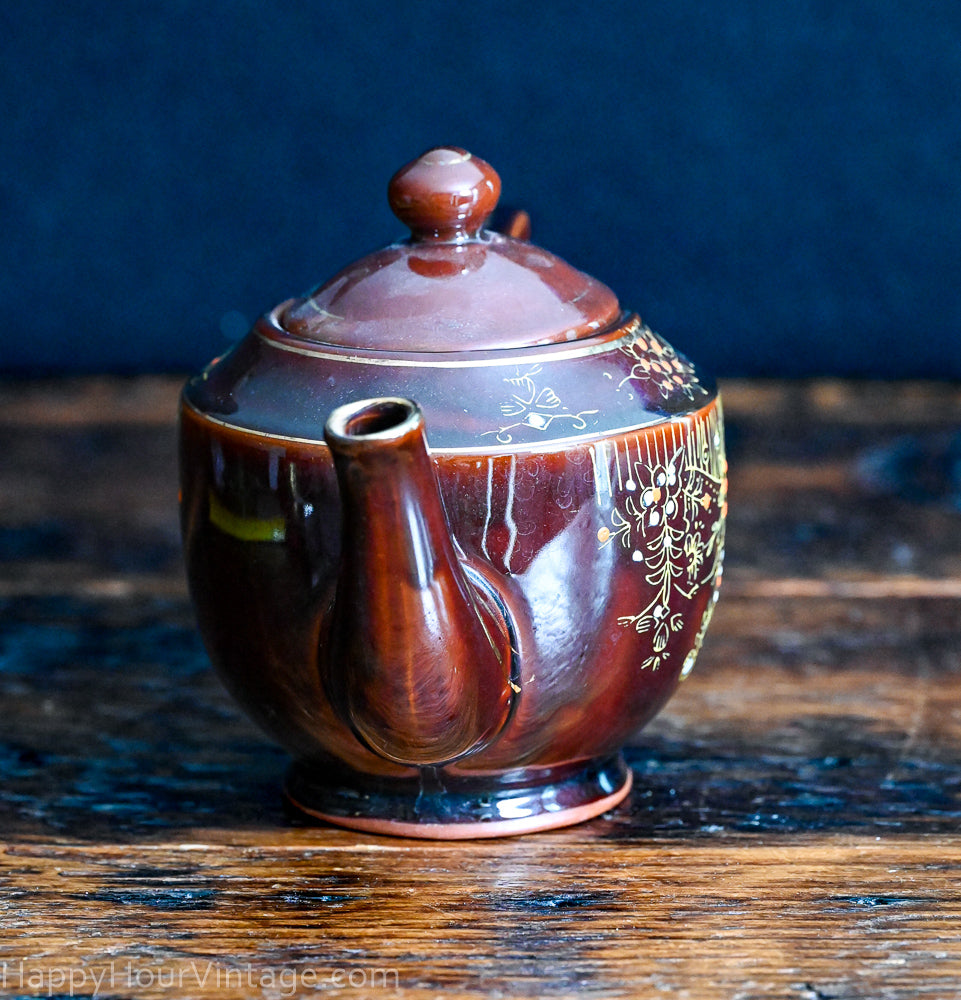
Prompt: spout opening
<box><xmin>344</xmin><ymin>400</ymin><xmax>413</xmax><ymax>437</ymax></box>
<box><xmin>326</xmin><ymin>397</ymin><xmax>421</xmax><ymax>447</ymax></box>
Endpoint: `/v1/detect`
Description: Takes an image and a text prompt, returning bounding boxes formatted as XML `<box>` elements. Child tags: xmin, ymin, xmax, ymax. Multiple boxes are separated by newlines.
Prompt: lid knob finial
<box><xmin>388</xmin><ymin>147</ymin><xmax>501</xmax><ymax>242</ymax></box>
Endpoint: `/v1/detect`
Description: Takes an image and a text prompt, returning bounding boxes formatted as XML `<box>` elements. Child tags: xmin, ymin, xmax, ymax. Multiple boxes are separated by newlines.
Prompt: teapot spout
<box><xmin>323</xmin><ymin>398</ymin><xmax>515</xmax><ymax>767</ymax></box>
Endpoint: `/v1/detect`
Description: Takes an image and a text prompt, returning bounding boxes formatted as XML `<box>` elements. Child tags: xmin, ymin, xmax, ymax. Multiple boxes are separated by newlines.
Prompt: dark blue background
<box><xmin>3</xmin><ymin>2</ymin><xmax>959</xmax><ymax>377</ymax></box>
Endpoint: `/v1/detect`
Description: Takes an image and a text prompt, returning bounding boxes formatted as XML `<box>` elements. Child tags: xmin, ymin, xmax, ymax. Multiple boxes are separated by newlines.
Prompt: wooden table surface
<box><xmin>1</xmin><ymin>377</ymin><xmax>960</xmax><ymax>999</ymax></box>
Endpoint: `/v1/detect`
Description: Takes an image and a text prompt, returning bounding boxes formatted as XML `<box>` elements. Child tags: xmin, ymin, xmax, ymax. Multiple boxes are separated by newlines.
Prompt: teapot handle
<box><xmin>496</xmin><ymin>208</ymin><xmax>532</xmax><ymax>241</ymax></box>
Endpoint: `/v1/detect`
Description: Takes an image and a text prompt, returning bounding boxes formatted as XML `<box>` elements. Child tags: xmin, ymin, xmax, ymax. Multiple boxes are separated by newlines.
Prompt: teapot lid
<box><xmin>278</xmin><ymin>147</ymin><xmax>622</xmax><ymax>352</ymax></box>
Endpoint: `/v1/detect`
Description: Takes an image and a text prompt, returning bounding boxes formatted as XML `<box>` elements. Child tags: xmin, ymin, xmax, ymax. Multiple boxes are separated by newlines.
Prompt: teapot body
<box><xmin>180</xmin><ymin>305</ymin><xmax>726</xmax><ymax>837</ymax></box>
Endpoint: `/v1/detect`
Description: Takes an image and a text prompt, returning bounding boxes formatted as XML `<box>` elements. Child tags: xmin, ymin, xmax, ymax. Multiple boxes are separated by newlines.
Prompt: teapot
<box><xmin>179</xmin><ymin>147</ymin><xmax>727</xmax><ymax>838</ymax></box>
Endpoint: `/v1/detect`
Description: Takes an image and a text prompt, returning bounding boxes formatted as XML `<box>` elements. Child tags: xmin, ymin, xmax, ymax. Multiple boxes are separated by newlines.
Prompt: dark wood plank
<box><xmin>0</xmin><ymin>377</ymin><xmax>960</xmax><ymax>998</ymax></box>
<box><xmin>0</xmin><ymin>836</ymin><xmax>960</xmax><ymax>999</ymax></box>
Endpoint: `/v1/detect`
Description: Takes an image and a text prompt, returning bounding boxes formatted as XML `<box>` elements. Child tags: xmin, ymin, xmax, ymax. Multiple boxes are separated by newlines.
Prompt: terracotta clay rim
<box><xmin>285</xmin><ymin>769</ymin><xmax>632</xmax><ymax>841</ymax></box>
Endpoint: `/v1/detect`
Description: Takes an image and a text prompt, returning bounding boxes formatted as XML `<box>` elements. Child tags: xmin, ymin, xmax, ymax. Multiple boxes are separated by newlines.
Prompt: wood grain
<box><xmin>2</xmin><ymin>837</ymin><xmax>960</xmax><ymax>999</ymax></box>
<box><xmin>0</xmin><ymin>377</ymin><xmax>960</xmax><ymax>998</ymax></box>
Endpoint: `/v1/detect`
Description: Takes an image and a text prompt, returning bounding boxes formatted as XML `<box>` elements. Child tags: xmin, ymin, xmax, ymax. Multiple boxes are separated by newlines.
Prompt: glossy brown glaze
<box><xmin>322</xmin><ymin>397</ymin><xmax>514</xmax><ymax>766</ymax></box>
<box><xmin>280</xmin><ymin>147</ymin><xmax>620</xmax><ymax>352</ymax></box>
<box><xmin>179</xmin><ymin>146</ymin><xmax>727</xmax><ymax>836</ymax></box>
<box><xmin>179</xmin><ymin>395</ymin><xmax>724</xmax><ymax>828</ymax></box>
<box><xmin>387</xmin><ymin>146</ymin><xmax>501</xmax><ymax>241</ymax></box>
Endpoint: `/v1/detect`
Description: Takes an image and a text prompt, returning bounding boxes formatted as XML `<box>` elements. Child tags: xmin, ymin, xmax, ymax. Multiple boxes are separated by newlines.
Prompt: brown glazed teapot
<box><xmin>179</xmin><ymin>147</ymin><xmax>727</xmax><ymax>838</ymax></box>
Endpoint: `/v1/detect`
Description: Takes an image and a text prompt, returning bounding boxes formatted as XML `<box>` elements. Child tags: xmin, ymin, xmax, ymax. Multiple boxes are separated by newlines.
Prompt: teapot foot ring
<box><xmin>284</xmin><ymin>755</ymin><xmax>632</xmax><ymax>839</ymax></box>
